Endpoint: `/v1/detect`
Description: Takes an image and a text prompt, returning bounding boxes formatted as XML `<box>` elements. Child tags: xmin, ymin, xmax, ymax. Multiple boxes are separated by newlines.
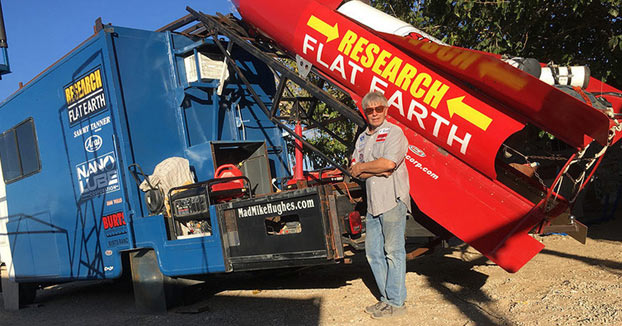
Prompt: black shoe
<box><xmin>364</xmin><ymin>301</ymin><xmax>386</xmax><ymax>315</ymax></box>
<box><xmin>371</xmin><ymin>304</ymin><xmax>406</xmax><ymax>319</ymax></box>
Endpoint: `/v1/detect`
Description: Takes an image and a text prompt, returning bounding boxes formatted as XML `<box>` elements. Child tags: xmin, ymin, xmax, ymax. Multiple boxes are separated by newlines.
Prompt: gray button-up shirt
<box><xmin>352</xmin><ymin>120</ymin><xmax>410</xmax><ymax>216</ymax></box>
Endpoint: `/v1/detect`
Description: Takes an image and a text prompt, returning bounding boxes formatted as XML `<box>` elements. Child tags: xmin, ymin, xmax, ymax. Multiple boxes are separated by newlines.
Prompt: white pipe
<box><xmin>539</xmin><ymin>66</ymin><xmax>590</xmax><ymax>88</ymax></box>
<box><xmin>337</xmin><ymin>0</ymin><xmax>445</xmax><ymax>45</ymax></box>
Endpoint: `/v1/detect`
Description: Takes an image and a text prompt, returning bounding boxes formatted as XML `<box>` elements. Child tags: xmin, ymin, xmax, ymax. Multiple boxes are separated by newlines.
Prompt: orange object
<box><xmin>211</xmin><ymin>164</ymin><xmax>244</xmax><ymax>192</ymax></box>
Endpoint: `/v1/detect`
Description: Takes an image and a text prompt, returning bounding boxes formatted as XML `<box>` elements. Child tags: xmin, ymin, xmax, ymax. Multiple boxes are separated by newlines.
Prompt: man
<box><xmin>349</xmin><ymin>91</ymin><xmax>410</xmax><ymax>319</ymax></box>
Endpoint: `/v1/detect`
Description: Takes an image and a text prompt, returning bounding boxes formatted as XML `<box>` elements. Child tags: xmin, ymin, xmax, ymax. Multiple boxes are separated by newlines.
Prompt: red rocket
<box><xmin>233</xmin><ymin>0</ymin><xmax>621</xmax><ymax>272</ymax></box>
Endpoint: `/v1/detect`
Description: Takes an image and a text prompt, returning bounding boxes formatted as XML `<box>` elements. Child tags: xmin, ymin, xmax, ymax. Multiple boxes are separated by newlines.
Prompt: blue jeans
<box><xmin>365</xmin><ymin>200</ymin><xmax>407</xmax><ymax>307</ymax></box>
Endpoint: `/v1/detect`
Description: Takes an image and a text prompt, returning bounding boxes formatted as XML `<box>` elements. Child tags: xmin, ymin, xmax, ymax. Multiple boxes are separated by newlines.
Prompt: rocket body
<box><xmin>232</xmin><ymin>0</ymin><xmax>611</xmax><ymax>272</ymax></box>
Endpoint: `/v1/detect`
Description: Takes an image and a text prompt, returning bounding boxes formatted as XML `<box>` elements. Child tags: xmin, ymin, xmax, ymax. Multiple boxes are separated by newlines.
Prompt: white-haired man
<box><xmin>349</xmin><ymin>91</ymin><xmax>410</xmax><ymax>319</ymax></box>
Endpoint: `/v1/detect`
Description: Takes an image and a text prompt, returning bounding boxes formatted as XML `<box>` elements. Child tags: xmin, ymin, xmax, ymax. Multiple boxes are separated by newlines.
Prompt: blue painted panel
<box><xmin>217</xmin><ymin>48</ymin><xmax>291</xmax><ymax>180</ymax></box>
<box><xmin>107</xmin><ymin>27</ymin><xmax>187</xmax><ymax>220</ymax></box>
<box><xmin>111</xmin><ymin>29</ymin><xmax>290</xmax><ymax>201</ymax></box>
<box><xmin>183</xmin><ymin>86</ymin><xmax>221</xmax><ymax>147</ymax></box>
<box><xmin>0</xmin><ymin>22</ymin><xmax>295</xmax><ymax>281</ymax></box>
<box><xmin>6</xmin><ymin>217</ymin><xmax>35</xmax><ymax>277</ymax></box>
<box><xmin>6</xmin><ymin>211</ymin><xmax>67</xmax><ymax>280</ymax></box>
<box><xmin>102</xmin><ymin>27</ymin><xmax>228</xmax><ymax>274</ymax></box>
<box><xmin>185</xmin><ymin>143</ymin><xmax>216</xmax><ymax>181</ymax></box>
<box><xmin>132</xmin><ymin>206</ymin><xmax>226</xmax><ymax>275</ymax></box>
<box><xmin>56</xmin><ymin>35</ymin><xmax>131</xmax><ymax>280</ymax></box>
<box><xmin>25</xmin><ymin>212</ymin><xmax>61</xmax><ymax>277</ymax></box>
<box><xmin>0</xmin><ymin>31</ymin><xmax>129</xmax><ymax>281</ymax></box>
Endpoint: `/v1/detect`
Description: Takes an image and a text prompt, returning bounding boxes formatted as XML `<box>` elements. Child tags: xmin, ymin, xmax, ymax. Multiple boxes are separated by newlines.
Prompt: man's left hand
<box><xmin>349</xmin><ymin>162</ymin><xmax>364</xmax><ymax>177</ymax></box>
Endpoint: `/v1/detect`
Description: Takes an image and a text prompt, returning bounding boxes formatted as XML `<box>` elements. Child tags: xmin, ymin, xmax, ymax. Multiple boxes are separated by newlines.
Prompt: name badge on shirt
<box><xmin>376</xmin><ymin>127</ymin><xmax>389</xmax><ymax>142</ymax></box>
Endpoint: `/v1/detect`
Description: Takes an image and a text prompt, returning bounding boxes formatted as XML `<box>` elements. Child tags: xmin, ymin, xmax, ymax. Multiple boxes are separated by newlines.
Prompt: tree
<box><xmin>286</xmin><ymin>79</ymin><xmax>360</xmax><ymax>169</ymax></box>
<box><xmin>372</xmin><ymin>0</ymin><xmax>622</xmax><ymax>89</ymax></box>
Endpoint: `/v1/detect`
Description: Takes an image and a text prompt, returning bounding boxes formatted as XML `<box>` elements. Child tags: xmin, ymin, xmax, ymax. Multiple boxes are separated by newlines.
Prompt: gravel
<box><xmin>1</xmin><ymin>218</ymin><xmax>620</xmax><ymax>326</ymax></box>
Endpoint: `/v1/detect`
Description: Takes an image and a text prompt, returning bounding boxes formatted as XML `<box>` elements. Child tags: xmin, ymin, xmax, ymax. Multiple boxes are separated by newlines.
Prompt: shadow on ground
<box><xmin>539</xmin><ymin>248</ymin><xmax>622</xmax><ymax>275</ymax></box>
<box><xmin>1</xmin><ymin>278</ymin><xmax>322</xmax><ymax>326</ymax></box>
<box><xmin>6</xmin><ymin>213</ymin><xmax>620</xmax><ymax>326</ymax></box>
<box><xmin>408</xmin><ymin>247</ymin><xmax>514</xmax><ymax>326</ymax></box>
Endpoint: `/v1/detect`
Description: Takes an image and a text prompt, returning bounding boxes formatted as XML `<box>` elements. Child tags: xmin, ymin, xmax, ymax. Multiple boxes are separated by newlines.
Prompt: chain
<box><xmin>501</xmin><ymin>144</ymin><xmax>589</xmax><ymax>162</ymax></box>
<box><xmin>503</xmin><ymin>120</ymin><xmax>620</xmax><ymax>204</ymax></box>
<box><xmin>502</xmin><ymin>143</ymin><xmax>594</xmax><ymax>192</ymax></box>
<box><xmin>502</xmin><ymin>144</ymin><xmax>547</xmax><ymax>187</ymax></box>
<box><xmin>523</xmin><ymin>155</ymin><xmax>569</xmax><ymax>161</ymax></box>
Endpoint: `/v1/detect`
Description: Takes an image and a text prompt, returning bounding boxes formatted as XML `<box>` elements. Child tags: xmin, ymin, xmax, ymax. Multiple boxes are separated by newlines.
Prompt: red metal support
<box><xmin>294</xmin><ymin>122</ymin><xmax>304</xmax><ymax>181</ymax></box>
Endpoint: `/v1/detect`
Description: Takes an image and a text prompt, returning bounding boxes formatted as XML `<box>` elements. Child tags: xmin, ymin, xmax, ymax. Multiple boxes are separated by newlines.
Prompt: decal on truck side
<box><xmin>102</xmin><ymin>211</ymin><xmax>127</xmax><ymax>238</ymax></box>
<box><xmin>64</xmin><ymin>67</ymin><xmax>108</xmax><ymax>125</ymax></box>
<box><xmin>84</xmin><ymin>135</ymin><xmax>103</xmax><ymax>152</ymax></box>
<box><xmin>237</xmin><ymin>198</ymin><xmax>316</xmax><ymax>218</ymax></box>
<box><xmin>73</xmin><ymin>116</ymin><xmax>111</xmax><ymax>138</ymax></box>
<box><xmin>75</xmin><ymin>151</ymin><xmax>120</xmax><ymax>201</ymax></box>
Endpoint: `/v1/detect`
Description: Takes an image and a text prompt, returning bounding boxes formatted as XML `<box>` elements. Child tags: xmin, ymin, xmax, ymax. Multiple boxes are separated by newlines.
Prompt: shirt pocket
<box><xmin>372</xmin><ymin>141</ymin><xmax>384</xmax><ymax>159</ymax></box>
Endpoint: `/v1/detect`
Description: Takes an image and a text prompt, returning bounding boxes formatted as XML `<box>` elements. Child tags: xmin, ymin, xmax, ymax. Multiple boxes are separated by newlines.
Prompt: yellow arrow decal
<box><xmin>307</xmin><ymin>15</ymin><xmax>339</xmax><ymax>43</ymax></box>
<box><xmin>479</xmin><ymin>61</ymin><xmax>528</xmax><ymax>91</ymax></box>
<box><xmin>447</xmin><ymin>96</ymin><xmax>492</xmax><ymax>131</ymax></box>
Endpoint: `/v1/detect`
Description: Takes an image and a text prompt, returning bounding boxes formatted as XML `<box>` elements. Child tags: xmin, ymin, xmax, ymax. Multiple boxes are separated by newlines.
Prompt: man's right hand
<box><xmin>378</xmin><ymin>171</ymin><xmax>393</xmax><ymax>177</ymax></box>
<box><xmin>357</xmin><ymin>170</ymin><xmax>393</xmax><ymax>179</ymax></box>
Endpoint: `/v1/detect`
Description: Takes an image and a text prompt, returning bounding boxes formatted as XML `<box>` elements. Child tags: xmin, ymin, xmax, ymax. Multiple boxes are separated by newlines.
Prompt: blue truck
<box><xmin>0</xmin><ymin>9</ymin><xmax>375</xmax><ymax>312</ymax></box>
<box><xmin>4</xmin><ymin>0</ymin><xmax>618</xmax><ymax>316</ymax></box>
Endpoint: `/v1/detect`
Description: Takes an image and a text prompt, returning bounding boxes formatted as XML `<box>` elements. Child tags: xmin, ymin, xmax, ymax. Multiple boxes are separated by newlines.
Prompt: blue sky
<box><xmin>0</xmin><ymin>0</ymin><xmax>236</xmax><ymax>100</ymax></box>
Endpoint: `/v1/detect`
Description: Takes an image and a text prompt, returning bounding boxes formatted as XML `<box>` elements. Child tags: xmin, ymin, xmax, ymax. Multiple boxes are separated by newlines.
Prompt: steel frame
<box><xmin>160</xmin><ymin>9</ymin><xmax>366</xmax><ymax>177</ymax></box>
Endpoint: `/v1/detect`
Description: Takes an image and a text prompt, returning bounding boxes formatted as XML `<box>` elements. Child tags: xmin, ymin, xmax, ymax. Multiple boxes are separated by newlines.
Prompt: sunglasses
<box><xmin>364</xmin><ymin>105</ymin><xmax>386</xmax><ymax>115</ymax></box>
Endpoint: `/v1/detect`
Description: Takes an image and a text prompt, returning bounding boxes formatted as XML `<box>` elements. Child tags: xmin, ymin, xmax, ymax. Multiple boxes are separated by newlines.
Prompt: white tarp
<box><xmin>139</xmin><ymin>157</ymin><xmax>194</xmax><ymax>196</ymax></box>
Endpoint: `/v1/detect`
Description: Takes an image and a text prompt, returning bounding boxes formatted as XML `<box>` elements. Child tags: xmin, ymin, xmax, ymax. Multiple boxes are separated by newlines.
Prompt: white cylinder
<box><xmin>539</xmin><ymin>66</ymin><xmax>590</xmax><ymax>88</ymax></box>
<box><xmin>338</xmin><ymin>1</ymin><xmax>592</xmax><ymax>89</ymax></box>
<box><xmin>337</xmin><ymin>0</ymin><xmax>445</xmax><ymax>45</ymax></box>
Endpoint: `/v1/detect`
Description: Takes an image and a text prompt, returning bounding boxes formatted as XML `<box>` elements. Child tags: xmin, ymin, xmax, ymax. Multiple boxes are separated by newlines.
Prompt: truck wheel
<box><xmin>1</xmin><ymin>265</ymin><xmax>37</xmax><ymax>310</ymax></box>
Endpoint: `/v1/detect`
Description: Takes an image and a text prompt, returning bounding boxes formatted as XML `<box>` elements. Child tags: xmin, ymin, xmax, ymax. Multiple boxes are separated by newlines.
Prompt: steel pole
<box><xmin>0</xmin><ymin>0</ymin><xmax>7</xmax><ymax>48</ymax></box>
<box><xmin>0</xmin><ymin>0</ymin><xmax>10</xmax><ymax>77</ymax></box>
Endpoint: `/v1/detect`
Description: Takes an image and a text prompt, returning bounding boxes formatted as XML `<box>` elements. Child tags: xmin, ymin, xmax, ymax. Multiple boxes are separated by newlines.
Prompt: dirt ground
<box><xmin>1</xmin><ymin>216</ymin><xmax>620</xmax><ymax>326</ymax></box>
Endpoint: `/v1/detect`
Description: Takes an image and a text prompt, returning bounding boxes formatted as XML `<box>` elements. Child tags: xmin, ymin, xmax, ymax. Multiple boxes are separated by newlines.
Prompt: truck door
<box><xmin>61</xmin><ymin>57</ymin><xmax>131</xmax><ymax>278</ymax></box>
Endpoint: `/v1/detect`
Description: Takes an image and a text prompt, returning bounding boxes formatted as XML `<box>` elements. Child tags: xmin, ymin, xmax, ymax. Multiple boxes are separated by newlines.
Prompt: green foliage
<box><xmin>277</xmin><ymin>60</ymin><xmax>359</xmax><ymax>169</ymax></box>
<box><xmin>299</xmin><ymin>85</ymin><xmax>359</xmax><ymax>169</ymax></box>
<box><xmin>372</xmin><ymin>0</ymin><xmax>622</xmax><ymax>88</ymax></box>
<box><xmin>538</xmin><ymin>130</ymin><xmax>555</xmax><ymax>140</ymax></box>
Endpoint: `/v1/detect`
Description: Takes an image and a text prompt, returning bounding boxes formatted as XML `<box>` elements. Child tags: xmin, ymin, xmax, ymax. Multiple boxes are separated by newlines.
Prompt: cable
<box><xmin>342</xmin><ymin>181</ymin><xmax>356</xmax><ymax>204</ymax></box>
<box><xmin>591</xmin><ymin>91</ymin><xmax>622</xmax><ymax>98</ymax></box>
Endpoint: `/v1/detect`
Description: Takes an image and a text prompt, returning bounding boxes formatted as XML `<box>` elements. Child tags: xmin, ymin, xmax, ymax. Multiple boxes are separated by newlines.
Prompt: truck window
<box><xmin>0</xmin><ymin>118</ymin><xmax>41</xmax><ymax>183</ymax></box>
